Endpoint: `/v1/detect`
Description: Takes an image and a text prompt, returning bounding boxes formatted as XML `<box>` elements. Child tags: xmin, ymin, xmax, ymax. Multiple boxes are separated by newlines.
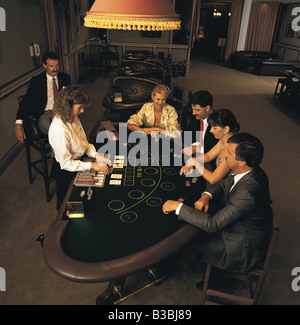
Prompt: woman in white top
<box><xmin>127</xmin><ymin>84</ymin><xmax>181</xmax><ymax>138</ymax></box>
<box><xmin>49</xmin><ymin>86</ymin><xmax>110</xmax><ymax>210</ymax></box>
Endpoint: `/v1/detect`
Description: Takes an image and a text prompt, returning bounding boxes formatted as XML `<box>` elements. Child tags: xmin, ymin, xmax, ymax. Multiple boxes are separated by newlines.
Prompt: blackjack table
<box><xmin>124</xmin><ymin>50</ymin><xmax>157</xmax><ymax>61</ymax></box>
<box><xmin>43</xmin><ymin>137</ymin><xmax>205</xmax><ymax>304</ymax></box>
<box><xmin>102</xmin><ymin>76</ymin><xmax>159</xmax><ymax>116</ymax></box>
<box><xmin>119</xmin><ymin>60</ymin><xmax>162</xmax><ymax>79</ymax></box>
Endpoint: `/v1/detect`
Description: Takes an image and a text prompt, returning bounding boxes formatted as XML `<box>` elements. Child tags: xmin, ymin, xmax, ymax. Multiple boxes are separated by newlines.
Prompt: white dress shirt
<box><xmin>49</xmin><ymin>116</ymin><xmax>97</xmax><ymax>172</ymax></box>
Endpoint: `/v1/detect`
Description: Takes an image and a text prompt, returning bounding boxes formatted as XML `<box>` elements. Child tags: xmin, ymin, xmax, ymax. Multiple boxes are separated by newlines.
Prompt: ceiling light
<box><xmin>84</xmin><ymin>0</ymin><xmax>181</xmax><ymax>31</ymax></box>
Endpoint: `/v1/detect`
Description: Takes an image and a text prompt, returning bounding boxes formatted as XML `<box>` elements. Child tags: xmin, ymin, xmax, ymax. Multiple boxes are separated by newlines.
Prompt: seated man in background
<box><xmin>163</xmin><ymin>133</ymin><xmax>273</xmax><ymax>274</ymax></box>
<box><xmin>15</xmin><ymin>51</ymin><xmax>71</xmax><ymax>143</ymax></box>
<box><xmin>181</xmin><ymin>90</ymin><xmax>218</xmax><ymax>156</ymax></box>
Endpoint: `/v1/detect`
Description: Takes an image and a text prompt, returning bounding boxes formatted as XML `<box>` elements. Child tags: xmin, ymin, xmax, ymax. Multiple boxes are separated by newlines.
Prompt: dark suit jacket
<box><xmin>178</xmin><ymin>167</ymin><xmax>273</xmax><ymax>273</ymax></box>
<box><xmin>183</xmin><ymin>113</ymin><xmax>218</xmax><ymax>154</ymax></box>
<box><xmin>16</xmin><ymin>71</ymin><xmax>71</xmax><ymax>121</ymax></box>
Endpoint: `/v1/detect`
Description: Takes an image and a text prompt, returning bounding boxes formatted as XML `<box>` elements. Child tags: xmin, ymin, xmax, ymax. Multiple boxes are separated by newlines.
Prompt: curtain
<box><xmin>191</xmin><ymin>0</ymin><xmax>201</xmax><ymax>47</ymax></box>
<box><xmin>67</xmin><ymin>0</ymin><xmax>76</xmax><ymax>52</ymax></box>
<box><xmin>42</xmin><ymin>0</ymin><xmax>58</xmax><ymax>53</ymax></box>
<box><xmin>42</xmin><ymin>0</ymin><xmax>66</xmax><ymax>70</ymax></box>
<box><xmin>225</xmin><ymin>0</ymin><xmax>243</xmax><ymax>61</ymax></box>
<box><xmin>244</xmin><ymin>1</ymin><xmax>280</xmax><ymax>51</ymax></box>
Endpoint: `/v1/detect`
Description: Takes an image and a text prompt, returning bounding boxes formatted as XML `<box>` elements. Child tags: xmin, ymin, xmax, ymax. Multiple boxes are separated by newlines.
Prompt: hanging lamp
<box><xmin>84</xmin><ymin>0</ymin><xmax>181</xmax><ymax>31</ymax></box>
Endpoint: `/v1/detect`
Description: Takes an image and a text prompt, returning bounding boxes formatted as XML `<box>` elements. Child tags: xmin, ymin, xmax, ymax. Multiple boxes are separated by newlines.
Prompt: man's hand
<box><xmin>182</xmin><ymin>145</ymin><xmax>198</xmax><ymax>156</ymax></box>
<box><xmin>162</xmin><ymin>200</ymin><xmax>180</xmax><ymax>214</ymax></box>
<box><xmin>194</xmin><ymin>193</ymin><xmax>210</xmax><ymax>212</ymax></box>
<box><xmin>15</xmin><ymin>124</ymin><xmax>26</xmax><ymax>144</ymax></box>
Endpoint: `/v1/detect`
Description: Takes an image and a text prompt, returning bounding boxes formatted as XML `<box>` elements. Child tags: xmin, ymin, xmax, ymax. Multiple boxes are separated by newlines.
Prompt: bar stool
<box><xmin>18</xmin><ymin>96</ymin><xmax>54</xmax><ymax>202</ymax></box>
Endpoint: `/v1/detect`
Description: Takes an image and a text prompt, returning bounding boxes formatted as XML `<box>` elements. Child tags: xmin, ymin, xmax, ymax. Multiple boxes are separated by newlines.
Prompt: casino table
<box><xmin>102</xmin><ymin>76</ymin><xmax>159</xmax><ymax>116</ymax></box>
<box><xmin>119</xmin><ymin>60</ymin><xmax>163</xmax><ymax>79</ymax></box>
<box><xmin>124</xmin><ymin>50</ymin><xmax>157</xmax><ymax>61</ymax></box>
<box><xmin>43</xmin><ymin>138</ymin><xmax>205</xmax><ymax>304</ymax></box>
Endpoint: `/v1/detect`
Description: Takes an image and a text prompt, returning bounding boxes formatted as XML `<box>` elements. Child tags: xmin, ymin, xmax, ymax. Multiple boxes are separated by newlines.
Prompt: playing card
<box><xmin>109</xmin><ymin>180</ymin><xmax>122</xmax><ymax>185</ymax></box>
<box><xmin>111</xmin><ymin>174</ymin><xmax>123</xmax><ymax>179</ymax></box>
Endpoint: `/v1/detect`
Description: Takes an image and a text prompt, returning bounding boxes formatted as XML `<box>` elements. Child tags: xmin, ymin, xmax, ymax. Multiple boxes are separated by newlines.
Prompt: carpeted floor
<box><xmin>1</xmin><ymin>58</ymin><xmax>300</xmax><ymax>305</ymax></box>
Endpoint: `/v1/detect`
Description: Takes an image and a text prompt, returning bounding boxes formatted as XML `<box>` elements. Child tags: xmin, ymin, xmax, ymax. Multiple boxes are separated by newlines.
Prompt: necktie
<box><xmin>225</xmin><ymin>174</ymin><xmax>235</xmax><ymax>204</ymax></box>
<box><xmin>53</xmin><ymin>78</ymin><xmax>58</xmax><ymax>100</ymax></box>
<box><xmin>199</xmin><ymin>119</ymin><xmax>204</xmax><ymax>146</ymax></box>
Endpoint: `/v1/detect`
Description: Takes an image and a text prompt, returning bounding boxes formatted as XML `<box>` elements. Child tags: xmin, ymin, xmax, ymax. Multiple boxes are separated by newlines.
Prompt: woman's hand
<box><xmin>182</xmin><ymin>145</ymin><xmax>197</xmax><ymax>156</ymax></box>
<box><xmin>179</xmin><ymin>157</ymin><xmax>197</xmax><ymax>176</ymax></box>
<box><xmin>91</xmin><ymin>162</ymin><xmax>110</xmax><ymax>174</ymax></box>
<box><xmin>92</xmin><ymin>154</ymin><xmax>111</xmax><ymax>174</ymax></box>
<box><xmin>144</xmin><ymin>128</ymin><xmax>165</xmax><ymax>138</ymax></box>
<box><xmin>179</xmin><ymin>165</ymin><xmax>194</xmax><ymax>176</ymax></box>
<box><xmin>95</xmin><ymin>153</ymin><xmax>111</xmax><ymax>167</ymax></box>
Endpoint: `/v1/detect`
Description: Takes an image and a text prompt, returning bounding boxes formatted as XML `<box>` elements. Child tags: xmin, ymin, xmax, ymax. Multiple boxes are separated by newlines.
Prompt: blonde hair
<box><xmin>151</xmin><ymin>84</ymin><xmax>170</xmax><ymax>99</ymax></box>
<box><xmin>53</xmin><ymin>86</ymin><xmax>90</xmax><ymax>124</ymax></box>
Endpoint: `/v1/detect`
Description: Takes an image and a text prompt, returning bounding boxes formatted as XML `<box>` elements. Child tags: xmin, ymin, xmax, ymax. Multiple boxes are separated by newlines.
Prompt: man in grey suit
<box><xmin>163</xmin><ymin>133</ymin><xmax>273</xmax><ymax>274</ymax></box>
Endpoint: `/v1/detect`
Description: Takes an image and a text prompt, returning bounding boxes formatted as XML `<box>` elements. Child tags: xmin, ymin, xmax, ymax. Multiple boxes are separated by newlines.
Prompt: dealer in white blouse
<box><xmin>49</xmin><ymin>86</ymin><xmax>111</xmax><ymax>210</ymax></box>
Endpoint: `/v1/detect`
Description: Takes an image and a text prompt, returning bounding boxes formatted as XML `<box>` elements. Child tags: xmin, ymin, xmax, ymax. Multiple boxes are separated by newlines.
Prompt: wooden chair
<box><xmin>200</xmin><ymin>217</ymin><xmax>279</xmax><ymax>305</ymax></box>
<box><xmin>18</xmin><ymin>96</ymin><xmax>54</xmax><ymax>202</ymax></box>
<box><xmin>274</xmin><ymin>78</ymin><xmax>292</xmax><ymax>98</ymax></box>
<box><xmin>100</xmin><ymin>44</ymin><xmax>120</xmax><ymax>78</ymax></box>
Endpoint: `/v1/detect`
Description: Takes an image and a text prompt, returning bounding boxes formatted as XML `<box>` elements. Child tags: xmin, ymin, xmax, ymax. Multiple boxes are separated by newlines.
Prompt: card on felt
<box><xmin>109</xmin><ymin>179</ymin><xmax>122</xmax><ymax>185</ymax></box>
<box><xmin>113</xmin><ymin>164</ymin><xmax>124</xmax><ymax>169</ymax></box>
<box><xmin>111</xmin><ymin>174</ymin><xmax>122</xmax><ymax>179</ymax></box>
<box><xmin>114</xmin><ymin>159</ymin><xmax>124</xmax><ymax>165</ymax></box>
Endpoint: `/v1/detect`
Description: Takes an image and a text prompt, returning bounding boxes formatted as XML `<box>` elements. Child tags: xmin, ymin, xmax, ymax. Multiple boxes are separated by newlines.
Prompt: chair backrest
<box><xmin>250</xmin><ymin>215</ymin><xmax>279</xmax><ymax>304</ymax></box>
<box><xmin>200</xmin><ymin>214</ymin><xmax>279</xmax><ymax>305</ymax></box>
<box><xmin>179</xmin><ymin>91</ymin><xmax>193</xmax><ymax>131</ymax></box>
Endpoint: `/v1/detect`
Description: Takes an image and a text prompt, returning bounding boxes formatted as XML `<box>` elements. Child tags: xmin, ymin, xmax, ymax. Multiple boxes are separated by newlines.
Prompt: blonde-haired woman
<box><xmin>49</xmin><ymin>86</ymin><xmax>110</xmax><ymax>210</ymax></box>
<box><xmin>127</xmin><ymin>84</ymin><xmax>181</xmax><ymax>137</ymax></box>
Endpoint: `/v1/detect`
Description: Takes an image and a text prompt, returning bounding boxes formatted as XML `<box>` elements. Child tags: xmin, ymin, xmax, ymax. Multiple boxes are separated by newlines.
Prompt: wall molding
<box><xmin>0</xmin><ymin>67</ymin><xmax>44</xmax><ymax>100</ymax></box>
<box><xmin>0</xmin><ymin>143</ymin><xmax>24</xmax><ymax>177</ymax></box>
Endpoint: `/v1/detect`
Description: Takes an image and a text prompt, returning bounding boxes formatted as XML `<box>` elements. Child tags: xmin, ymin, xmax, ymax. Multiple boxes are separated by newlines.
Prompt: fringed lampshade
<box><xmin>84</xmin><ymin>0</ymin><xmax>181</xmax><ymax>31</ymax></box>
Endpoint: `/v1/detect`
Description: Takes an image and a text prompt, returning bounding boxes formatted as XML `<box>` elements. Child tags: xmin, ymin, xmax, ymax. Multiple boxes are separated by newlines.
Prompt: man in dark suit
<box><xmin>182</xmin><ymin>90</ymin><xmax>218</xmax><ymax>156</ymax></box>
<box><xmin>163</xmin><ymin>133</ymin><xmax>273</xmax><ymax>274</ymax></box>
<box><xmin>15</xmin><ymin>51</ymin><xmax>71</xmax><ymax>143</ymax></box>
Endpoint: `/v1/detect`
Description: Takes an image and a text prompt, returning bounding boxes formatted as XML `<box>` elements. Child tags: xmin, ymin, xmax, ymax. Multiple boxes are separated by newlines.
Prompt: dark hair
<box><xmin>208</xmin><ymin>109</ymin><xmax>240</xmax><ymax>133</ymax></box>
<box><xmin>189</xmin><ymin>90</ymin><xmax>213</xmax><ymax>108</ymax></box>
<box><xmin>42</xmin><ymin>51</ymin><xmax>59</xmax><ymax>64</ymax></box>
<box><xmin>228</xmin><ymin>133</ymin><xmax>264</xmax><ymax>167</ymax></box>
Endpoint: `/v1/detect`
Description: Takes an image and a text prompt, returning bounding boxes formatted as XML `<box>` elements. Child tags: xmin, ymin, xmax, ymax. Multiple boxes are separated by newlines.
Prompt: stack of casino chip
<box><xmin>76</xmin><ymin>171</ymin><xmax>96</xmax><ymax>185</ymax></box>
